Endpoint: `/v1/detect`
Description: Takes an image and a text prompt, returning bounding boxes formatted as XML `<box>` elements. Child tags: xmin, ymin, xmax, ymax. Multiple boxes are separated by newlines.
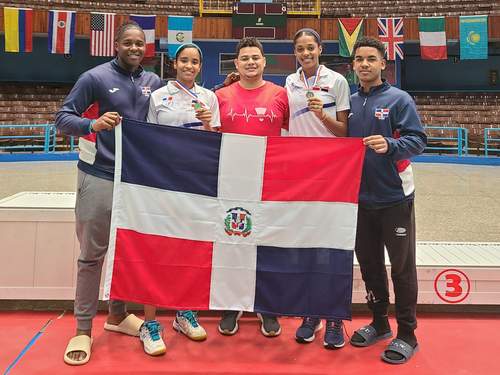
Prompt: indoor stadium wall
<box><xmin>1</xmin><ymin>0</ymin><xmax>499</xmax><ymax>17</ymax></box>
<box><xmin>0</xmin><ymin>4</ymin><xmax>499</xmax><ymax>152</ymax></box>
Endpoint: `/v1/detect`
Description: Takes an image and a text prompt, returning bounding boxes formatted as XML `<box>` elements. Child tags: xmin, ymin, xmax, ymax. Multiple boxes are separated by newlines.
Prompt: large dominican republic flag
<box><xmin>48</xmin><ymin>10</ymin><xmax>76</xmax><ymax>54</ymax></box>
<box><xmin>377</xmin><ymin>17</ymin><xmax>404</xmax><ymax>60</ymax></box>
<box><xmin>104</xmin><ymin>119</ymin><xmax>365</xmax><ymax>319</ymax></box>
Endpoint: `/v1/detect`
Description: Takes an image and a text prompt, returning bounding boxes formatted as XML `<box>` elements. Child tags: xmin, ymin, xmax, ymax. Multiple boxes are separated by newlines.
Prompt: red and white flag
<box><xmin>90</xmin><ymin>12</ymin><xmax>115</xmax><ymax>57</ymax></box>
<box><xmin>103</xmin><ymin>119</ymin><xmax>365</xmax><ymax>319</ymax></box>
<box><xmin>377</xmin><ymin>17</ymin><xmax>404</xmax><ymax>60</ymax></box>
<box><xmin>129</xmin><ymin>14</ymin><xmax>156</xmax><ymax>57</ymax></box>
<box><xmin>48</xmin><ymin>10</ymin><xmax>75</xmax><ymax>54</ymax></box>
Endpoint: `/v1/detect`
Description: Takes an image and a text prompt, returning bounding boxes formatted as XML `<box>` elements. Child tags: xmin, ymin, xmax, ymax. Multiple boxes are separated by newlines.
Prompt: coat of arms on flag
<box><xmin>90</xmin><ymin>12</ymin><xmax>116</xmax><ymax>57</ymax></box>
<box><xmin>338</xmin><ymin>18</ymin><xmax>364</xmax><ymax>57</ymax></box>
<box><xmin>104</xmin><ymin>119</ymin><xmax>365</xmax><ymax>319</ymax></box>
<box><xmin>3</xmin><ymin>7</ymin><xmax>32</xmax><ymax>53</ymax></box>
<box><xmin>129</xmin><ymin>14</ymin><xmax>156</xmax><ymax>57</ymax></box>
<box><xmin>377</xmin><ymin>17</ymin><xmax>404</xmax><ymax>60</ymax></box>
<box><xmin>48</xmin><ymin>10</ymin><xmax>76</xmax><ymax>54</ymax></box>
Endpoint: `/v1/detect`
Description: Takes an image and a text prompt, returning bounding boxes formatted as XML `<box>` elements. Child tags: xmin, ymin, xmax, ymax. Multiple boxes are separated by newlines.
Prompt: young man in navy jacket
<box><xmin>347</xmin><ymin>37</ymin><xmax>426</xmax><ymax>365</ymax></box>
<box><xmin>56</xmin><ymin>21</ymin><xmax>163</xmax><ymax>365</ymax></box>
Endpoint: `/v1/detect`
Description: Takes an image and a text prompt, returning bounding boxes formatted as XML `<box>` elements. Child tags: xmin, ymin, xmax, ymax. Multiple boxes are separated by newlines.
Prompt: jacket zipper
<box><xmin>361</xmin><ymin>94</ymin><xmax>372</xmax><ymax>206</ymax></box>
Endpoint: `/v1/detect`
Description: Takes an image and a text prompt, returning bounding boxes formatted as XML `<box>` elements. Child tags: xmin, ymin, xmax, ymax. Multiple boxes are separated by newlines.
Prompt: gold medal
<box><xmin>306</xmin><ymin>90</ymin><xmax>315</xmax><ymax>99</ymax></box>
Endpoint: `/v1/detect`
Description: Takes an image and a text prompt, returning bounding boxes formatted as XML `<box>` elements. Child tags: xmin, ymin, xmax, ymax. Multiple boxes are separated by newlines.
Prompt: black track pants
<box><xmin>355</xmin><ymin>200</ymin><xmax>418</xmax><ymax>336</ymax></box>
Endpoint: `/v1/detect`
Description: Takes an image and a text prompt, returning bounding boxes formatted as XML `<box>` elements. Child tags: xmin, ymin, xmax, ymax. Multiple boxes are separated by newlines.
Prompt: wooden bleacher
<box><xmin>4</xmin><ymin>0</ymin><xmax>499</xmax><ymax>17</ymax></box>
<box><xmin>0</xmin><ymin>84</ymin><xmax>73</xmax><ymax>152</ymax></box>
<box><xmin>415</xmin><ymin>93</ymin><xmax>500</xmax><ymax>154</ymax></box>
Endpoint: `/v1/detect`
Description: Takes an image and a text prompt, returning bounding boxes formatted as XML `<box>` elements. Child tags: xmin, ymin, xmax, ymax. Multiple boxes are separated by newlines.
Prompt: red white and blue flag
<box><xmin>48</xmin><ymin>10</ymin><xmax>76</xmax><ymax>54</ymax></box>
<box><xmin>90</xmin><ymin>12</ymin><xmax>115</xmax><ymax>56</ymax></box>
<box><xmin>129</xmin><ymin>14</ymin><xmax>156</xmax><ymax>57</ymax></box>
<box><xmin>104</xmin><ymin>119</ymin><xmax>365</xmax><ymax>319</ymax></box>
<box><xmin>377</xmin><ymin>17</ymin><xmax>404</xmax><ymax>60</ymax></box>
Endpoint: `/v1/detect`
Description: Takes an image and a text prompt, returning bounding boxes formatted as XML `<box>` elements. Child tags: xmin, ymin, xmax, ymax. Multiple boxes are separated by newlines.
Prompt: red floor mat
<box><xmin>1</xmin><ymin>311</ymin><xmax>499</xmax><ymax>374</ymax></box>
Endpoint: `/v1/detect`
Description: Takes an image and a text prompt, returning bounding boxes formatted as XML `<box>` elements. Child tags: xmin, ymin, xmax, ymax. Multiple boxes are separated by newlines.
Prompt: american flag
<box><xmin>90</xmin><ymin>12</ymin><xmax>115</xmax><ymax>56</ymax></box>
<box><xmin>377</xmin><ymin>17</ymin><xmax>404</xmax><ymax>60</ymax></box>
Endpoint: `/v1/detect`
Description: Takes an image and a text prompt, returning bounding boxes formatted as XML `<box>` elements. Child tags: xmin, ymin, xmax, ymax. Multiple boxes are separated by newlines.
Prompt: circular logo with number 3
<box><xmin>434</xmin><ymin>268</ymin><xmax>471</xmax><ymax>303</ymax></box>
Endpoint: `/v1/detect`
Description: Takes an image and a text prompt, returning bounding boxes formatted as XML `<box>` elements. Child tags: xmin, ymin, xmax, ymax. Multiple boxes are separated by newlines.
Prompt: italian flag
<box><xmin>338</xmin><ymin>18</ymin><xmax>364</xmax><ymax>57</ymax></box>
<box><xmin>418</xmin><ymin>17</ymin><xmax>447</xmax><ymax>60</ymax></box>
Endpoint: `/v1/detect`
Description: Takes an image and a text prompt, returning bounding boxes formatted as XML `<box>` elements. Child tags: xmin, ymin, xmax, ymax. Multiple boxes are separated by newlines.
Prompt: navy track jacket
<box><xmin>55</xmin><ymin>59</ymin><xmax>163</xmax><ymax>180</ymax></box>
<box><xmin>348</xmin><ymin>82</ymin><xmax>427</xmax><ymax>209</ymax></box>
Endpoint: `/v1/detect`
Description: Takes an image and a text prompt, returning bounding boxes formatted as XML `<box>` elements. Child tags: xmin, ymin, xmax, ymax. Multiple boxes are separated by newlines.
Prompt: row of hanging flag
<box><xmin>339</xmin><ymin>15</ymin><xmax>488</xmax><ymax>60</ymax></box>
<box><xmin>3</xmin><ymin>7</ymin><xmax>489</xmax><ymax>61</ymax></box>
<box><xmin>3</xmin><ymin>7</ymin><xmax>193</xmax><ymax>57</ymax></box>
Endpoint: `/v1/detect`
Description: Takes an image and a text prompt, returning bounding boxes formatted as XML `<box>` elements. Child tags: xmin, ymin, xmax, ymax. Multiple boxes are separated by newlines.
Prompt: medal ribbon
<box><xmin>301</xmin><ymin>65</ymin><xmax>322</xmax><ymax>91</ymax></box>
<box><xmin>174</xmin><ymin>80</ymin><xmax>206</xmax><ymax>108</ymax></box>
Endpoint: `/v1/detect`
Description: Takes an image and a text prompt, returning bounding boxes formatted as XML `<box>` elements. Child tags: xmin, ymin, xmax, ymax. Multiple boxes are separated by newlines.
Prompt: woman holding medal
<box><xmin>147</xmin><ymin>43</ymin><xmax>220</xmax><ymax>131</ymax></box>
<box><xmin>138</xmin><ymin>43</ymin><xmax>220</xmax><ymax>357</ymax></box>
<box><xmin>286</xmin><ymin>28</ymin><xmax>350</xmax><ymax>137</ymax></box>
<box><xmin>285</xmin><ymin>28</ymin><xmax>351</xmax><ymax>349</ymax></box>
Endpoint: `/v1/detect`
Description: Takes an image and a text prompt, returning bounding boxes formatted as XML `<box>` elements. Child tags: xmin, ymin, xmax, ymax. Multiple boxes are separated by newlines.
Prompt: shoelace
<box><xmin>326</xmin><ymin>320</ymin><xmax>342</xmax><ymax>334</ymax></box>
<box><xmin>181</xmin><ymin>311</ymin><xmax>199</xmax><ymax>327</ymax></box>
<box><xmin>326</xmin><ymin>320</ymin><xmax>351</xmax><ymax>340</ymax></box>
<box><xmin>301</xmin><ymin>317</ymin><xmax>320</xmax><ymax>329</ymax></box>
<box><xmin>145</xmin><ymin>321</ymin><xmax>161</xmax><ymax>341</ymax></box>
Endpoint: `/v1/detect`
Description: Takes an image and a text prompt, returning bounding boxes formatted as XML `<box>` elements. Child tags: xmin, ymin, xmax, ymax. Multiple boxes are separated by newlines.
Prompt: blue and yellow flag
<box><xmin>4</xmin><ymin>7</ymin><xmax>33</xmax><ymax>53</ymax></box>
<box><xmin>460</xmin><ymin>15</ymin><xmax>488</xmax><ymax>60</ymax></box>
<box><xmin>167</xmin><ymin>16</ymin><xmax>193</xmax><ymax>57</ymax></box>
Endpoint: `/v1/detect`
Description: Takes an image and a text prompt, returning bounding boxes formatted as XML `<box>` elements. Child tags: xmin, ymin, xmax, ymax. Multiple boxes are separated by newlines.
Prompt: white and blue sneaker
<box><xmin>139</xmin><ymin>320</ymin><xmax>166</xmax><ymax>356</ymax></box>
<box><xmin>296</xmin><ymin>317</ymin><xmax>323</xmax><ymax>343</ymax></box>
<box><xmin>173</xmin><ymin>310</ymin><xmax>207</xmax><ymax>341</ymax></box>
<box><xmin>324</xmin><ymin>319</ymin><xmax>345</xmax><ymax>349</ymax></box>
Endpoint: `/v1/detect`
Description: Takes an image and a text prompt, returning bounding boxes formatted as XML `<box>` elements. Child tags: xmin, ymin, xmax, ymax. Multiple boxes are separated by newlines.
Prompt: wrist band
<box><xmin>88</xmin><ymin>120</ymin><xmax>96</xmax><ymax>134</ymax></box>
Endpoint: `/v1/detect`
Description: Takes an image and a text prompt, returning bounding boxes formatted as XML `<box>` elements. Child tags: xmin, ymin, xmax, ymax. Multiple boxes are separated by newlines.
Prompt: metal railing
<box><xmin>424</xmin><ymin>126</ymin><xmax>468</xmax><ymax>156</ymax></box>
<box><xmin>0</xmin><ymin>124</ymin><xmax>76</xmax><ymax>153</ymax></box>
<box><xmin>484</xmin><ymin>128</ymin><xmax>500</xmax><ymax>156</ymax></box>
<box><xmin>0</xmin><ymin>124</ymin><xmax>56</xmax><ymax>153</ymax></box>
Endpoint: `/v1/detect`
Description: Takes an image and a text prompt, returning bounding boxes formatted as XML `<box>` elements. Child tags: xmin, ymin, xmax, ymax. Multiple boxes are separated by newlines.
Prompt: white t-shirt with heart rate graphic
<box><xmin>286</xmin><ymin>65</ymin><xmax>350</xmax><ymax>137</ymax></box>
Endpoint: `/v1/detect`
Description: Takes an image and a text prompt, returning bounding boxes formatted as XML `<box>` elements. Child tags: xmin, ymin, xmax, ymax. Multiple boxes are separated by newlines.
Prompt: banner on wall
<box><xmin>338</xmin><ymin>18</ymin><xmax>364</xmax><ymax>57</ymax></box>
<box><xmin>130</xmin><ymin>14</ymin><xmax>156</xmax><ymax>57</ymax></box>
<box><xmin>48</xmin><ymin>10</ymin><xmax>76</xmax><ymax>54</ymax></box>
<box><xmin>3</xmin><ymin>7</ymin><xmax>33</xmax><ymax>53</ymax></box>
<box><xmin>90</xmin><ymin>12</ymin><xmax>116</xmax><ymax>57</ymax></box>
<box><xmin>377</xmin><ymin>17</ymin><xmax>404</xmax><ymax>60</ymax></box>
<box><xmin>460</xmin><ymin>15</ymin><xmax>488</xmax><ymax>60</ymax></box>
<box><xmin>167</xmin><ymin>15</ymin><xmax>193</xmax><ymax>57</ymax></box>
<box><xmin>418</xmin><ymin>17</ymin><xmax>447</xmax><ymax>60</ymax></box>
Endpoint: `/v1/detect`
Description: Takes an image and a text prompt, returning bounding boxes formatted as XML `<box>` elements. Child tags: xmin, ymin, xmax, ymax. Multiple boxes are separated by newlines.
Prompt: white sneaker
<box><xmin>173</xmin><ymin>311</ymin><xmax>207</xmax><ymax>341</ymax></box>
<box><xmin>139</xmin><ymin>320</ymin><xmax>166</xmax><ymax>356</ymax></box>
